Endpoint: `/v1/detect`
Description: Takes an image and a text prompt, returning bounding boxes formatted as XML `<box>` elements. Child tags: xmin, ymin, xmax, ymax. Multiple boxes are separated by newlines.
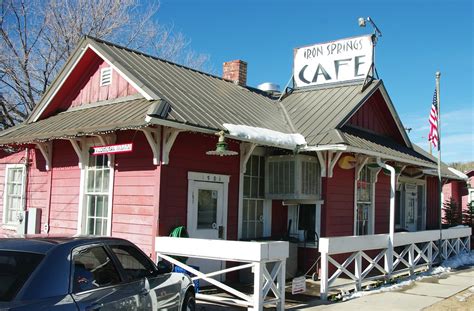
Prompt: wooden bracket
<box><xmin>327</xmin><ymin>151</ymin><xmax>342</xmax><ymax>178</ymax></box>
<box><xmin>373</xmin><ymin>167</ymin><xmax>382</xmax><ymax>183</ymax></box>
<box><xmin>316</xmin><ymin>151</ymin><xmax>327</xmax><ymax>177</ymax></box>
<box><xmin>355</xmin><ymin>156</ymin><xmax>369</xmax><ymax>181</ymax></box>
<box><xmin>69</xmin><ymin>138</ymin><xmax>86</xmax><ymax>169</ymax></box>
<box><xmin>36</xmin><ymin>141</ymin><xmax>53</xmax><ymax>171</ymax></box>
<box><xmin>240</xmin><ymin>143</ymin><xmax>257</xmax><ymax>173</ymax></box>
<box><xmin>162</xmin><ymin>127</ymin><xmax>183</xmax><ymax>165</ymax></box>
<box><xmin>93</xmin><ymin>134</ymin><xmax>116</xmax><ymax>167</ymax></box>
<box><xmin>141</xmin><ymin>127</ymin><xmax>162</xmax><ymax>165</ymax></box>
<box><xmin>94</xmin><ymin>133</ymin><xmax>116</xmax><ymax>146</ymax></box>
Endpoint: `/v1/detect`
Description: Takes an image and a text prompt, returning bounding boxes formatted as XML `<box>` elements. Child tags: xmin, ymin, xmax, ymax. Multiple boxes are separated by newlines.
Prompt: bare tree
<box><xmin>0</xmin><ymin>0</ymin><xmax>211</xmax><ymax>130</ymax></box>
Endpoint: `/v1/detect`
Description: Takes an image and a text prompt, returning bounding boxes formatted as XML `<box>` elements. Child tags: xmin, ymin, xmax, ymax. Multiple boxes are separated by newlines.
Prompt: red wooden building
<box><xmin>0</xmin><ymin>37</ymin><xmax>466</xmax><ymax>271</ymax></box>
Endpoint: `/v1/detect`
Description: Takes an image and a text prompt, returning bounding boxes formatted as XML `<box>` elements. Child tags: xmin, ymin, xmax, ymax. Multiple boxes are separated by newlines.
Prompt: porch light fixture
<box><xmin>206</xmin><ymin>131</ymin><xmax>238</xmax><ymax>156</ymax></box>
<box><xmin>358</xmin><ymin>16</ymin><xmax>382</xmax><ymax>44</ymax></box>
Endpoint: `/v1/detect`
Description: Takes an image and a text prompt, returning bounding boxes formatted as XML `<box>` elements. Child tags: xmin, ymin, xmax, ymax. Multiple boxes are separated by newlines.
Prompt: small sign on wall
<box><xmin>291</xmin><ymin>276</ymin><xmax>307</xmax><ymax>295</ymax></box>
<box><xmin>91</xmin><ymin>143</ymin><xmax>133</xmax><ymax>155</ymax></box>
<box><xmin>293</xmin><ymin>35</ymin><xmax>373</xmax><ymax>88</ymax></box>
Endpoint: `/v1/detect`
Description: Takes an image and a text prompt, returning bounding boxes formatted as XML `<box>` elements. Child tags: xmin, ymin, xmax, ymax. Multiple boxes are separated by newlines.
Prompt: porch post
<box><xmin>320</xmin><ymin>251</ymin><xmax>329</xmax><ymax>300</ymax></box>
<box><xmin>377</xmin><ymin>158</ymin><xmax>395</xmax><ymax>277</ymax></box>
<box><xmin>253</xmin><ymin>262</ymin><xmax>264</xmax><ymax>311</ymax></box>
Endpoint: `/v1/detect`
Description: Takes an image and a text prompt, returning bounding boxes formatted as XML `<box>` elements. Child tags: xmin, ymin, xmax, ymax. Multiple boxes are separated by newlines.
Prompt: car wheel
<box><xmin>182</xmin><ymin>290</ymin><xmax>195</xmax><ymax>311</ymax></box>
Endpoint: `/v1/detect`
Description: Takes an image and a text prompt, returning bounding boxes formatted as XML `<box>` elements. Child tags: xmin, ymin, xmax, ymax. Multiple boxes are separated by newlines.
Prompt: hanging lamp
<box><xmin>206</xmin><ymin>131</ymin><xmax>238</xmax><ymax>156</ymax></box>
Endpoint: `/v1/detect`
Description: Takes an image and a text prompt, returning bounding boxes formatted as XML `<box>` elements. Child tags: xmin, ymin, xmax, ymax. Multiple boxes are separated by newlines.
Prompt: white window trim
<box><xmin>100</xmin><ymin>67</ymin><xmax>112</xmax><ymax>86</ymax></box>
<box><xmin>2</xmin><ymin>164</ymin><xmax>27</xmax><ymax>228</ymax></box>
<box><xmin>286</xmin><ymin>200</ymin><xmax>323</xmax><ymax>248</ymax></box>
<box><xmin>398</xmin><ymin>176</ymin><xmax>427</xmax><ymax>231</ymax></box>
<box><xmin>237</xmin><ymin>148</ymin><xmax>272</xmax><ymax>240</ymax></box>
<box><xmin>76</xmin><ymin>138</ymin><xmax>115</xmax><ymax>236</ymax></box>
<box><xmin>354</xmin><ymin>166</ymin><xmax>375</xmax><ymax>236</ymax></box>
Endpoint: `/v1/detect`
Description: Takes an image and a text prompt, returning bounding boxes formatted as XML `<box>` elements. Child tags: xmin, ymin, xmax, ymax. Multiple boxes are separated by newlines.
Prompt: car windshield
<box><xmin>0</xmin><ymin>251</ymin><xmax>44</xmax><ymax>302</ymax></box>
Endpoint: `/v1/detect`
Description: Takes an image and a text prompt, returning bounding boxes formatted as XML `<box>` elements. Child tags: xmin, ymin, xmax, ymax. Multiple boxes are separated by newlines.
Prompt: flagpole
<box><xmin>436</xmin><ymin>71</ymin><xmax>442</xmax><ymax>262</ymax></box>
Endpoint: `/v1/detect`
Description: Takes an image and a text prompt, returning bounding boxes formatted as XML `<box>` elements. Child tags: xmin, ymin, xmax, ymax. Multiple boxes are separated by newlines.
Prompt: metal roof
<box><xmin>340</xmin><ymin>127</ymin><xmax>435</xmax><ymax>167</ymax></box>
<box><xmin>281</xmin><ymin>81</ymin><xmax>381</xmax><ymax>145</ymax></box>
<box><xmin>85</xmin><ymin>37</ymin><xmax>291</xmax><ymax>133</ymax></box>
<box><xmin>0</xmin><ymin>98</ymin><xmax>153</xmax><ymax>145</ymax></box>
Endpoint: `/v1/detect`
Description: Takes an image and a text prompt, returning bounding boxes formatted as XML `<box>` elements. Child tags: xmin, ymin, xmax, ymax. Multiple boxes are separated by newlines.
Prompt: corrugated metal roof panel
<box><xmin>0</xmin><ymin>98</ymin><xmax>153</xmax><ymax>145</ymax></box>
<box><xmin>93</xmin><ymin>39</ymin><xmax>291</xmax><ymax>133</ymax></box>
<box><xmin>340</xmin><ymin>127</ymin><xmax>434</xmax><ymax>167</ymax></box>
<box><xmin>282</xmin><ymin>81</ymin><xmax>380</xmax><ymax>145</ymax></box>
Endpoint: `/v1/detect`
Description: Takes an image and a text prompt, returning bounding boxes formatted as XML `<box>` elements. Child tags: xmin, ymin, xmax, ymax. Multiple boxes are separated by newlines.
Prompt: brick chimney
<box><xmin>223</xmin><ymin>60</ymin><xmax>247</xmax><ymax>86</ymax></box>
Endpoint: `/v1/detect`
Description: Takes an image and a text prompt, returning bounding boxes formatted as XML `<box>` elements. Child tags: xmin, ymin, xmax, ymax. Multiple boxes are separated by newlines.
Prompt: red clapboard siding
<box><xmin>48</xmin><ymin>141</ymin><xmax>81</xmax><ymax>233</ymax></box>
<box><xmin>323</xmin><ymin>155</ymin><xmax>356</xmax><ymax>237</ymax></box>
<box><xmin>39</xmin><ymin>49</ymin><xmax>138</xmax><ymax>120</ymax></box>
<box><xmin>112</xmin><ymin>131</ymin><xmax>158</xmax><ymax>255</ymax></box>
<box><xmin>374</xmin><ymin>172</ymin><xmax>390</xmax><ymax>234</ymax></box>
<box><xmin>158</xmin><ymin>132</ymin><xmax>240</xmax><ymax>239</ymax></box>
<box><xmin>426</xmin><ymin>176</ymin><xmax>441</xmax><ymax>229</ymax></box>
<box><xmin>347</xmin><ymin>90</ymin><xmax>406</xmax><ymax>145</ymax></box>
<box><xmin>271</xmin><ymin>201</ymin><xmax>288</xmax><ymax>237</ymax></box>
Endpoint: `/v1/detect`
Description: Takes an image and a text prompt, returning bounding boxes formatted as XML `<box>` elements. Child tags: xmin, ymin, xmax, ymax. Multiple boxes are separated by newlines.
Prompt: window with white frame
<box><xmin>242</xmin><ymin>155</ymin><xmax>266</xmax><ymax>239</ymax></box>
<box><xmin>287</xmin><ymin>203</ymin><xmax>321</xmax><ymax>245</ymax></box>
<box><xmin>84</xmin><ymin>154</ymin><xmax>111</xmax><ymax>235</ymax></box>
<box><xmin>356</xmin><ymin>165</ymin><xmax>374</xmax><ymax>235</ymax></box>
<box><xmin>3</xmin><ymin>164</ymin><xmax>26</xmax><ymax>225</ymax></box>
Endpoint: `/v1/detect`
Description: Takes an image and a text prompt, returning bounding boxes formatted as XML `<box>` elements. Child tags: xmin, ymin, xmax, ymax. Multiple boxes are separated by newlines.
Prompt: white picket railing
<box><xmin>155</xmin><ymin>237</ymin><xmax>288</xmax><ymax>311</ymax></box>
<box><xmin>319</xmin><ymin>227</ymin><xmax>472</xmax><ymax>300</ymax></box>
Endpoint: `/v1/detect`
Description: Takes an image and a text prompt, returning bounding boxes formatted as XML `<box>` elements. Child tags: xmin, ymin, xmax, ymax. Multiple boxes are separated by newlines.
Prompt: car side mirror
<box><xmin>156</xmin><ymin>260</ymin><xmax>172</xmax><ymax>274</ymax></box>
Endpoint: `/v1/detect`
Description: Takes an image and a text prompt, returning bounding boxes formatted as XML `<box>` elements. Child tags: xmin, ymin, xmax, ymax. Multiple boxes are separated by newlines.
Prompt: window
<box><xmin>356</xmin><ymin>165</ymin><xmax>374</xmax><ymax>235</ymax></box>
<box><xmin>0</xmin><ymin>251</ymin><xmax>44</xmax><ymax>301</ymax></box>
<box><xmin>110</xmin><ymin>245</ymin><xmax>156</xmax><ymax>282</ymax></box>
<box><xmin>72</xmin><ymin>246</ymin><xmax>121</xmax><ymax>293</ymax></box>
<box><xmin>84</xmin><ymin>154</ymin><xmax>111</xmax><ymax>235</ymax></box>
<box><xmin>100</xmin><ymin>67</ymin><xmax>112</xmax><ymax>86</ymax></box>
<box><xmin>2</xmin><ymin>165</ymin><xmax>26</xmax><ymax>226</ymax></box>
<box><xmin>242</xmin><ymin>155</ymin><xmax>265</xmax><ymax>239</ymax></box>
<box><xmin>287</xmin><ymin>204</ymin><xmax>321</xmax><ymax>245</ymax></box>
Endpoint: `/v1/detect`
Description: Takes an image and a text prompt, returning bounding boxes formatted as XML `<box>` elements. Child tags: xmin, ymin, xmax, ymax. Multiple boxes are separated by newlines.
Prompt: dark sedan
<box><xmin>0</xmin><ymin>236</ymin><xmax>195</xmax><ymax>310</ymax></box>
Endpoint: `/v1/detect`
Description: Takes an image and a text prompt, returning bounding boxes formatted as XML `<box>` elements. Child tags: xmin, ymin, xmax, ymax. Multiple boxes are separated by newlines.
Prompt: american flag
<box><xmin>428</xmin><ymin>89</ymin><xmax>439</xmax><ymax>149</ymax></box>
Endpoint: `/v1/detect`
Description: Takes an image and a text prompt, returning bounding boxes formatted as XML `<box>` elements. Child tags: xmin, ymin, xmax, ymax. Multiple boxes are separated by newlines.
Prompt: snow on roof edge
<box><xmin>448</xmin><ymin>167</ymin><xmax>469</xmax><ymax>180</ymax></box>
<box><xmin>223</xmin><ymin>124</ymin><xmax>307</xmax><ymax>150</ymax></box>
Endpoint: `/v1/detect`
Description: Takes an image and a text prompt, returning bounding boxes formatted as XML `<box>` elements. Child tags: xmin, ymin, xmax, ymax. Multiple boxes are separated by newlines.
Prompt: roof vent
<box><xmin>100</xmin><ymin>67</ymin><xmax>112</xmax><ymax>86</ymax></box>
<box><xmin>257</xmin><ymin>82</ymin><xmax>280</xmax><ymax>94</ymax></box>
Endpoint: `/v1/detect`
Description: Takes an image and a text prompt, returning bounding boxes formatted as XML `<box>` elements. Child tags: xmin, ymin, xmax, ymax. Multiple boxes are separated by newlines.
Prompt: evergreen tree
<box><xmin>442</xmin><ymin>197</ymin><xmax>461</xmax><ymax>226</ymax></box>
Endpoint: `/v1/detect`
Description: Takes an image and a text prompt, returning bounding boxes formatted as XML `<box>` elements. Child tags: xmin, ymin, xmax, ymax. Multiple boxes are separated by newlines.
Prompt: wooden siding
<box><xmin>323</xmin><ymin>156</ymin><xmax>355</xmax><ymax>237</ymax></box>
<box><xmin>48</xmin><ymin>140</ymin><xmax>81</xmax><ymax>235</ymax></box>
<box><xmin>271</xmin><ymin>200</ymin><xmax>287</xmax><ymax>237</ymax></box>
<box><xmin>68</xmin><ymin>59</ymin><xmax>138</xmax><ymax>109</ymax></box>
<box><xmin>426</xmin><ymin>176</ymin><xmax>441</xmax><ymax>229</ymax></box>
<box><xmin>347</xmin><ymin>90</ymin><xmax>406</xmax><ymax>145</ymax></box>
<box><xmin>158</xmin><ymin>132</ymin><xmax>240</xmax><ymax>239</ymax></box>
<box><xmin>39</xmin><ymin>49</ymin><xmax>138</xmax><ymax>119</ymax></box>
<box><xmin>112</xmin><ymin>130</ymin><xmax>158</xmax><ymax>256</ymax></box>
<box><xmin>374</xmin><ymin>172</ymin><xmax>390</xmax><ymax>234</ymax></box>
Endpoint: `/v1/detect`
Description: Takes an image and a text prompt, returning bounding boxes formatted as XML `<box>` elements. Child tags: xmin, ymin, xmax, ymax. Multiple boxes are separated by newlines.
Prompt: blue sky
<box><xmin>158</xmin><ymin>0</ymin><xmax>473</xmax><ymax>163</ymax></box>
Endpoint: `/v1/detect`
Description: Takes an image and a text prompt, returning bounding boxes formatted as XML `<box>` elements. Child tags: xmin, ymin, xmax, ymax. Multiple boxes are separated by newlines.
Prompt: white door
<box><xmin>187</xmin><ymin>179</ymin><xmax>227</xmax><ymax>282</ymax></box>
<box><xmin>405</xmin><ymin>183</ymin><xmax>418</xmax><ymax>231</ymax></box>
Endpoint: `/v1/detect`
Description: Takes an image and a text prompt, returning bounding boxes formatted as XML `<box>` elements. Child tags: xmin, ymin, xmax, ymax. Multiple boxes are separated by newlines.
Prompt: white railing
<box><xmin>155</xmin><ymin>237</ymin><xmax>288</xmax><ymax>311</ymax></box>
<box><xmin>319</xmin><ymin>227</ymin><xmax>472</xmax><ymax>300</ymax></box>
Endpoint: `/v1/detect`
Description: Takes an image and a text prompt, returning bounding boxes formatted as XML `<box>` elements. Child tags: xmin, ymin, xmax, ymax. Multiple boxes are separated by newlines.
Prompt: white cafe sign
<box><xmin>293</xmin><ymin>35</ymin><xmax>373</xmax><ymax>88</ymax></box>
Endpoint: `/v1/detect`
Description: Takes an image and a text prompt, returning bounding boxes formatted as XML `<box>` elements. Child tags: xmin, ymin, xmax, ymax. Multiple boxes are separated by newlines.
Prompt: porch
<box><xmin>155</xmin><ymin>227</ymin><xmax>471</xmax><ymax>310</ymax></box>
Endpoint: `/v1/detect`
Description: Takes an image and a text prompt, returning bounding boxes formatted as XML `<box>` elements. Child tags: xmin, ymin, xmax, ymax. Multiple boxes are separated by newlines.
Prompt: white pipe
<box><xmin>376</xmin><ymin>157</ymin><xmax>395</xmax><ymax>275</ymax></box>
